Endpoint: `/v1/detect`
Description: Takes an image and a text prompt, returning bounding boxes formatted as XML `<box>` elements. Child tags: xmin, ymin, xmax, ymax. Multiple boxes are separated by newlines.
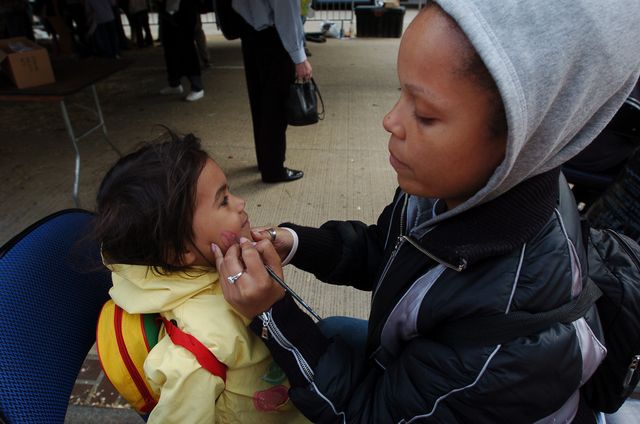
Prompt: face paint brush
<box><xmin>264</xmin><ymin>265</ymin><xmax>322</xmax><ymax>321</ymax></box>
<box><xmin>222</xmin><ymin>232</ymin><xmax>322</xmax><ymax>321</ymax></box>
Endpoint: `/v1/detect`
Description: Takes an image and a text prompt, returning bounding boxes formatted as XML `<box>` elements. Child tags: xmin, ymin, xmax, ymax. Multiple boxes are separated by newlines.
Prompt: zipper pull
<box><xmin>260</xmin><ymin>312</ymin><xmax>270</xmax><ymax>340</ymax></box>
<box><xmin>394</xmin><ymin>235</ymin><xmax>404</xmax><ymax>251</ymax></box>
<box><xmin>623</xmin><ymin>355</ymin><xmax>640</xmax><ymax>393</ymax></box>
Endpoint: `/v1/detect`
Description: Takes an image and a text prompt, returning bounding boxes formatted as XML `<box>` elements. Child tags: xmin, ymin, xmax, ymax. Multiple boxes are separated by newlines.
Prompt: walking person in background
<box><xmin>159</xmin><ymin>0</ymin><xmax>204</xmax><ymax>101</ymax></box>
<box><xmin>232</xmin><ymin>0</ymin><xmax>311</xmax><ymax>183</ymax></box>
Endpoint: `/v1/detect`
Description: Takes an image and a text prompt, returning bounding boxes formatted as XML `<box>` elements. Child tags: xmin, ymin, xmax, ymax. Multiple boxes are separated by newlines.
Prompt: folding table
<box><xmin>0</xmin><ymin>57</ymin><xmax>130</xmax><ymax>206</ymax></box>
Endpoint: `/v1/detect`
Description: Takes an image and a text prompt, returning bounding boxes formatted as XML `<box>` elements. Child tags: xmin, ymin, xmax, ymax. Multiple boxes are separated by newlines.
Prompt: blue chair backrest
<box><xmin>0</xmin><ymin>209</ymin><xmax>111</xmax><ymax>424</ymax></box>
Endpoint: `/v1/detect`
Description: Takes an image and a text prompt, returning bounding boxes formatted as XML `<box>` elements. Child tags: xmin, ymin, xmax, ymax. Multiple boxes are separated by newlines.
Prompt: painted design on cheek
<box><xmin>220</xmin><ymin>231</ymin><xmax>239</xmax><ymax>250</ymax></box>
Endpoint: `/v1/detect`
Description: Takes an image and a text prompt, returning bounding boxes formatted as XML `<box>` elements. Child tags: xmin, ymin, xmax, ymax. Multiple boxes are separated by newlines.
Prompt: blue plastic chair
<box><xmin>0</xmin><ymin>209</ymin><xmax>111</xmax><ymax>424</ymax></box>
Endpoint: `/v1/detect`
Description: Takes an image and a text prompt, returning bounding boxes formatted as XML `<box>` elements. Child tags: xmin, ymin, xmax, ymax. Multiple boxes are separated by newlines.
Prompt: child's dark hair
<box><xmin>94</xmin><ymin>130</ymin><xmax>208</xmax><ymax>273</ymax></box>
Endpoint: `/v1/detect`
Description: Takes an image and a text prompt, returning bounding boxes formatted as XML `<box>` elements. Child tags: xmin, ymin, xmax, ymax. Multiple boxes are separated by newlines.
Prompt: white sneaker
<box><xmin>160</xmin><ymin>85</ymin><xmax>183</xmax><ymax>95</ymax></box>
<box><xmin>185</xmin><ymin>90</ymin><xmax>204</xmax><ymax>102</ymax></box>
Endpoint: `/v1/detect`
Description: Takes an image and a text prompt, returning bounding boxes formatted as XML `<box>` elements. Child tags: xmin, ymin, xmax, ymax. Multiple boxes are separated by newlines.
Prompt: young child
<box><xmin>93</xmin><ymin>131</ymin><xmax>308</xmax><ymax>423</ymax></box>
<box><xmin>213</xmin><ymin>1</ymin><xmax>640</xmax><ymax>423</ymax></box>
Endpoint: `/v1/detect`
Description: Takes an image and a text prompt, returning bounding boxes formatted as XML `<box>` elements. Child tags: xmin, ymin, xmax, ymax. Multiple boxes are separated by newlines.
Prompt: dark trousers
<box><xmin>92</xmin><ymin>21</ymin><xmax>119</xmax><ymax>58</ymax></box>
<box><xmin>194</xmin><ymin>13</ymin><xmax>210</xmax><ymax>65</ymax></box>
<box><xmin>0</xmin><ymin>11</ymin><xmax>34</xmax><ymax>40</ymax></box>
<box><xmin>241</xmin><ymin>26</ymin><xmax>295</xmax><ymax>178</ymax></box>
<box><xmin>160</xmin><ymin>7</ymin><xmax>201</xmax><ymax>91</ymax></box>
<box><xmin>65</xmin><ymin>3</ymin><xmax>90</xmax><ymax>55</ymax></box>
<box><xmin>112</xmin><ymin>6</ymin><xmax>129</xmax><ymax>49</ymax></box>
<box><xmin>131</xmin><ymin>11</ymin><xmax>153</xmax><ymax>47</ymax></box>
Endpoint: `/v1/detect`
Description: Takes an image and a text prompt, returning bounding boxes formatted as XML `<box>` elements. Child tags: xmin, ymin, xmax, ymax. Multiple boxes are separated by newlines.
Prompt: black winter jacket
<box><xmin>250</xmin><ymin>169</ymin><xmax>605</xmax><ymax>423</ymax></box>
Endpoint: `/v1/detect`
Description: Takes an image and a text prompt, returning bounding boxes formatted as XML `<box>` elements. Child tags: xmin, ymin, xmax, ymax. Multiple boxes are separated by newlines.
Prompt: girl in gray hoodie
<box><xmin>213</xmin><ymin>0</ymin><xmax>640</xmax><ymax>422</ymax></box>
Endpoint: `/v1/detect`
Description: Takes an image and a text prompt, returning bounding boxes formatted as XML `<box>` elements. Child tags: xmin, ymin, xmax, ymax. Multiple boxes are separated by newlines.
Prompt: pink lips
<box><xmin>389</xmin><ymin>151</ymin><xmax>408</xmax><ymax>171</ymax></box>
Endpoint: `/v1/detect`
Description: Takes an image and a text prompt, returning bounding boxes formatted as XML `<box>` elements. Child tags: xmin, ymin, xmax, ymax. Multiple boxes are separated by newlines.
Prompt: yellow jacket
<box><xmin>108</xmin><ymin>263</ymin><xmax>309</xmax><ymax>424</ymax></box>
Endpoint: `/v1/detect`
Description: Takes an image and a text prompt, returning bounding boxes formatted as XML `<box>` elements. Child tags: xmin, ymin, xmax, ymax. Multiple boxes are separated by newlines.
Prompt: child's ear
<box><xmin>165</xmin><ymin>247</ymin><xmax>197</xmax><ymax>266</ymax></box>
<box><xmin>179</xmin><ymin>249</ymin><xmax>198</xmax><ymax>266</ymax></box>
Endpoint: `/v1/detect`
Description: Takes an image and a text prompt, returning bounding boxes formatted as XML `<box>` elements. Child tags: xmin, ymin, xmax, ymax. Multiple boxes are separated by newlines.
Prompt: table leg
<box><xmin>91</xmin><ymin>84</ymin><xmax>122</xmax><ymax>157</ymax></box>
<box><xmin>58</xmin><ymin>84</ymin><xmax>123</xmax><ymax>207</ymax></box>
<box><xmin>59</xmin><ymin>99</ymin><xmax>81</xmax><ymax>207</ymax></box>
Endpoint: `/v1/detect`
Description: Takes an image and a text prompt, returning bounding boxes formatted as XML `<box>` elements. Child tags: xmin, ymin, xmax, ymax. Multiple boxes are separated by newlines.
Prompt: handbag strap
<box><xmin>311</xmin><ymin>78</ymin><xmax>325</xmax><ymax>120</ymax></box>
<box><xmin>430</xmin><ymin>278</ymin><xmax>602</xmax><ymax>347</ymax></box>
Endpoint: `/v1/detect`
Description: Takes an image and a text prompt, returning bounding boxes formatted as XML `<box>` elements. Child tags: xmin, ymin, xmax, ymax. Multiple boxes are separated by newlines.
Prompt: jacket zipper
<box><xmin>373</xmin><ymin>195</ymin><xmax>468</xmax><ymax>301</ymax></box>
<box><xmin>259</xmin><ymin>310</ymin><xmax>315</xmax><ymax>383</ymax></box>
<box><xmin>402</xmin><ymin>236</ymin><xmax>467</xmax><ymax>272</ymax></box>
<box><xmin>373</xmin><ymin>195</ymin><xmax>409</xmax><ymax>300</ymax></box>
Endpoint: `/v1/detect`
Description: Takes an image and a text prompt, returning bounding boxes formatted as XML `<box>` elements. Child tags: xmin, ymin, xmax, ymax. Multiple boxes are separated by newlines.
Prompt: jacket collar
<box><xmin>413</xmin><ymin>168</ymin><xmax>561</xmax><ymax>269</ymax></box>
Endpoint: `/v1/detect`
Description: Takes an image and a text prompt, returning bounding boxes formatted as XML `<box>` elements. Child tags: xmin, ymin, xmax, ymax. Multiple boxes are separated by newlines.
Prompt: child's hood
<box><xmin>107</xmin><ymin>263</ymin><xmax>219</xmax><ymax>314</ymax></box>
<box><xmin>426</xmin><ymin>0</ymin><xmax>640</xmax><ymax>224</ymax></box>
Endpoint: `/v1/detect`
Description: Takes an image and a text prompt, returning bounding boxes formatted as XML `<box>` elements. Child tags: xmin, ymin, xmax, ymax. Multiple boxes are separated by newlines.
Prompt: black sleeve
<box><xmin>281</xmin><ymin>189</ymin><xmax>402</xmax><ymax>291</ymax></box>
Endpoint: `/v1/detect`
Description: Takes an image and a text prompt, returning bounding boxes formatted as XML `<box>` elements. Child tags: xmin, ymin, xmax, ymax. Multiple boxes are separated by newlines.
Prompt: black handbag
<box><xmin>214</xmin><ymin>0</ymin><xmax>247</xmax><ymax>40</ymax></box>
<box><xmin>286</xmin><ymin>78</ymin><xmax>325</xmax><ymax>126</ymax></box>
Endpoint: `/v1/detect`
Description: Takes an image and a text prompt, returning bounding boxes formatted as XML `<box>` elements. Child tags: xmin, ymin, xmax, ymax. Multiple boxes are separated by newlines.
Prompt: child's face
<box><xmin>384</xmin><ymin>7</ymin><xmax>506</xmax><ymax>209</ymax></box>
<box><xmin>188</xmin><ymin>158</ymin><xmax>252</xmax><ymax>266</ymax></box>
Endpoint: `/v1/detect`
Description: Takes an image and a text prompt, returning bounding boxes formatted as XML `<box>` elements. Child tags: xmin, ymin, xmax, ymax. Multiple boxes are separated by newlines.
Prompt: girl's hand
<box><xmin>251</xmin><ymin>226</ymin><xmax>294</xmax><ymax>262</ymax></box>
<box><xmin>212</xmin><ymin>238</ymin><xmax>285</xmax><ymax>319</ymax></box>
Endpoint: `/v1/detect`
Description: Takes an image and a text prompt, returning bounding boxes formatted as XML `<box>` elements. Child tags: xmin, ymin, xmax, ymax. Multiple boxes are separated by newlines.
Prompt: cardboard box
<box><xmin>0</xmin><ymin>37</ymin><xmax>55</xmax><ymax>89</ymax></box>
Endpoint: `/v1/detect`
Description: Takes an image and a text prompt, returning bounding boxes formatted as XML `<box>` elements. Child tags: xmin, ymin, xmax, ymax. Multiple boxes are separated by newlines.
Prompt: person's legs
<box><xmin>46</xmin><ymin>14</ymin><xmax>74</xmax><ymax>56</ymax></box>
<box><xmin>175</xmin><ymin>8</ymin><xmax>202</xmax><ymax>97</ymax></box>
<box><xmin>160</xmin><ymin>13</ymin><xmax>182</xmax><ymax>88</ymax></box>
<box><xmin>112</xmin><ymin>6</ymin><xmax>129</xmax><ymax>49</ymax></box>
<box><xmin>241</xmin><ymin>31</ymin><xmax>263</xmax><ymax>153</ymax></box>
<box><xmin>6</xmin><ymin>10</ymin><xmax>34</xmax><ymax>40</ymax></box>
<box><xmin>91</xmin><ymin>23</ymin><xmax>108</xmax><ymax>57</ymax></box>
<box><xmin>141</xmin><ymin>11</ymin><xmax>153</xmax><ymax>46</ymax></box>
<box><xmin>132</xmin><ymin>12</ymin><xmax>144</xmax><ymax>47</ymax></box>
<box><xmin>91</xmin><ymin>21</ymin><xmax>118</xmax><ymax>58</ymax></box>
<box><xmin>194</xmin><ymin>14</ymin><xmax>211</xmax><ymax>67</ymax></box>
<box><xmin>104</xmin><ymin>20</ymin><xmax>120</xmax><ymax>57</ymax></box>
<box><xmin>187</xmin><ymin>75</ymin><xmax>203</xmax><ymax>93</ymax></box>
<box><xmin>244</xmin><ymin>28</ymin><xmax>296</xmax><ymax>180</ymax></box>
<box><xmin>317</xmin><ymin>317</ymin><xmax>368</xmax><ymax>356</ymax></box>
<box><xmin>66</xmin><ymin>2</ymin><xmax>90</xmax><ymax>55</ymax></box>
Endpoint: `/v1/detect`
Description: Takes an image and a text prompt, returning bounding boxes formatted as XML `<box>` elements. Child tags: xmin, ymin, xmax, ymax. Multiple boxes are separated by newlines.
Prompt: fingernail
<box><xmin>239</xmin><ymin>237</ymin><xmax>250</xmax><ymax>243</ymax></box>
<box><xmin>211</xmin><ymin>243</ymin><xmax>219</xmax><ymax>253</ymax></box>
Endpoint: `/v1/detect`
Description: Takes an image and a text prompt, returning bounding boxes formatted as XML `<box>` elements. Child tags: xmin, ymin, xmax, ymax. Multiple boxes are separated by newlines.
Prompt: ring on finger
<box><xmin>227</xmin><ymin>271</ymin><xmax>244</xmax><ymax>284</ymax></box>
<box><xmin>267</xmin><ymin>227</ymin><xmax>277</xmax><ymax>242</ymax></box>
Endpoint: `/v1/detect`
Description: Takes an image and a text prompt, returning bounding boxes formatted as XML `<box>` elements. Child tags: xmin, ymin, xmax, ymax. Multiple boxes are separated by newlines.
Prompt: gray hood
<box><xmin>423</xmin><ymin>0</ymin><xmax>640</xmax><ymax>225</ymax></box>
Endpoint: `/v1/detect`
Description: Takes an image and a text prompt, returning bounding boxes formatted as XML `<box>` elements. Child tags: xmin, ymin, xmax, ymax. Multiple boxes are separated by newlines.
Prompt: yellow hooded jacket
<box><xmin>108</xmin><ymin>263</ymin><xmax>309</xmax><ymax>424</ymax></box>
